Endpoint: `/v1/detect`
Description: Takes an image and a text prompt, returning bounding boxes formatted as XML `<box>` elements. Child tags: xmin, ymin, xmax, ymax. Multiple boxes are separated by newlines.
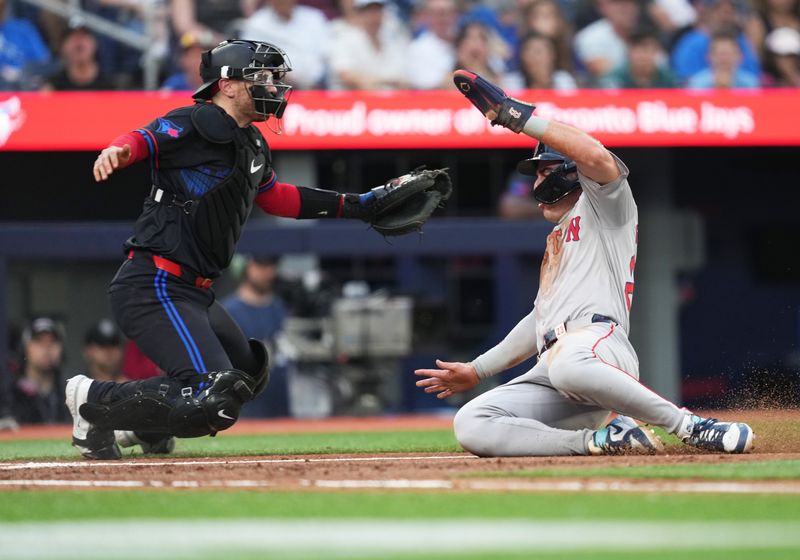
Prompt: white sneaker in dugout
<box><xmin>65</xmin><ymin>374</ymin><xmax>121</xmax><ymax>460</ymax></box>
<box><xmin>677</xmin><ymin>413</ymin><xmax>754</xmax><ymax>453</ymax></box>
<box><xmin>115</xmin><ymin>430</ymin><xmax>176</xmax><ymax>454</ymax></box>
<box><xmin>588</xmin><ymin>416</ymin><xmax>665</xmax><ymax>455</ymax></box>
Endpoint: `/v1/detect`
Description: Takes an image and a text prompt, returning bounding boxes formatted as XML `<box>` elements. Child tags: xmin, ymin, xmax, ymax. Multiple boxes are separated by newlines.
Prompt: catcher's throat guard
<box><xmin>452</xmin><ymin>69</ymin><xmax>534</xmax><ymax>133</ymax></box>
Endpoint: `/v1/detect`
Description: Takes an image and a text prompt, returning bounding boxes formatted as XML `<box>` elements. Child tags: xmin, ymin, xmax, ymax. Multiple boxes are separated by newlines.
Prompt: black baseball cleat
<box><xmin>116</xmin><ymin>430</ymin><xmax>176</xmax><ymax>454</ymax></box>
<box><xmin>66</xmin><ymin>375</ymin><xmax>122</xmax><ymax>460</ymax></box>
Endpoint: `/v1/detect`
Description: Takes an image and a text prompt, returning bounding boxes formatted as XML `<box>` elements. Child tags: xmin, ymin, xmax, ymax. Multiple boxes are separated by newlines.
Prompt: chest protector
<box><xmin>188</xmin><ymin>103</ymin><xmax>265</xmax><ymax>271</ymax></box>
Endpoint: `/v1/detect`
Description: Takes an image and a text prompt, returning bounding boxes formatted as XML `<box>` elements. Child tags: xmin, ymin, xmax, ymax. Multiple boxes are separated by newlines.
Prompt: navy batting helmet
<box><xmin>194</xmin><ymin>39</ymin><xmax>292</xmax><ymax>118</ymax></box>
<box><xmin>517</xmin><ymin>143</ymin><xmax>580</xmax><ymax>204</ymax></box>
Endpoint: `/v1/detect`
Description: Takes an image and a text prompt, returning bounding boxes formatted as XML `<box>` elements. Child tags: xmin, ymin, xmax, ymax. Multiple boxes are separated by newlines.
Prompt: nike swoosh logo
<box><xmin>250</xmin><ymin>160</ymin><xmax>264</xmax><ymax>174</ymax></box>
<box><xmin>218</xmin><ymin>410</ymin><xmax>235</xmax><ymax>420</ymax></box>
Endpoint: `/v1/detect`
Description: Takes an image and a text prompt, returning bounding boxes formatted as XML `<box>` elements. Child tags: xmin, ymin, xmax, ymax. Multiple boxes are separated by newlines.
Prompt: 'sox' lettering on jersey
<box><xmin>565</xmin><ymin>216</ymin><xmax>581</xmax><ymax>242</ymax></box>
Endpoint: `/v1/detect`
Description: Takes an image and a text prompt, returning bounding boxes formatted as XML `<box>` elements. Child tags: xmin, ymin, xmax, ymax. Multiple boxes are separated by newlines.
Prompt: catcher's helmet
<box><xmin>517</xmin><ymin>143</ymin><xmax>580</xmax><ymax>204</ymax></box>
<box><xmin>193</xmin><ymin>39</ymin><xmax>292</xmax><ymax>118</ymax></box>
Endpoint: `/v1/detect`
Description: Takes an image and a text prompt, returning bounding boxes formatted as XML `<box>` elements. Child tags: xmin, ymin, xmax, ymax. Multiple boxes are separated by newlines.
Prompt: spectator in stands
<box><xmin>161</xmin><ymin>31</ymin><xmax>216</xmax><ymax>91</ymax></box>
<box><xmin>763</xmin><ymin>25</ymin><xmax>800</xmax><ymax>85</ymax></box>
<box><xmin>508</xmin><ymin>32</ymin><xmax>578</xmax><ymax>89</ymax></box>
<box><xmin>0</xmin><ymin>0</ymin><xmax>51</xmax><ymax>90</ymax></box>
<box><xmin>170</xmin><ymin>0</ymin><xmax>247</xmax><ymax>44</ymax></box>
<box><xmin>452</xmin><ymin>20</ymin><xmax>514</xmax><ymax>88</ymax></box>
<box><xmin>748</xmin><ymin>0</ymin><xmax>800</xmax><ymax>57</ymax></box>
<box><xmin>241</xmin><ymin>0</ymin><xmax>330</xmax><ymax>90</ymax></box>
<box><xmin>408</xmin><ymin>0</ymin><xmax>458</xmax><ymax>89</ymax></box>
<box><xmin>461</xmin><ymin>0</ymin><xmax>518</xmax><ymax>67</ymax></box>
<box><xmin>41</xmin><ymin>18</ymin><xmax>115</xmax><ymax>91</ymax></box>
<box><xmin>573</xmin><ymin>0</ymin><xmax>643</xmax><ymax>84</ymax></box>
<box><xmin>83</xmin><ymin>319</ymin><xmax>127</xmax><ymax>383</ymax></box>
<box><xmin>520</xmin><ymin>0</ymin><xmax>574</xmax><ymax>76</ymax></box>
<box><xmin>92</xmin><ymin>0</ymin><xmax>170</xmax><ymax>89</ymax></box>
<box><xmin>648</xmin><ymin>0</ymin><xmax>698</xmax><ymax>37</ymax></box>
<box><xmin>756</xmin><ymin>0</ymin><xmax>800</xmax><ymax>29</ymax></box>
<box><xmin>330</xmin><ymin>0</ymin><xmax>409</xmax><ymax>46</ymax></box>
<box><xmin>329</xmin><ymin>0</ymin><xmax>410</xmax><ymax>90</ymax></box>
<box><xmin>686</xmin><ymin>27</ymin><xmax>761</xmax><ymax>87</ymax></box>
<box><xmin>10</xmin><ymin>317</ymin><xmax>67</xmax><ymax>424</ymax></box>
<box><xmin>599</xmin><ymin>26</ymin><xmax>678</xmax><ymax>87</ymax></box>
<box><xmin>671</xmin><ymin>0</ymin><xmax>761</xmax><ymax>83</ymax></box>
<box><xmin>222</xmin><ymin>256</ymin><xmax>289</xmax><ymax>417</ymax></box>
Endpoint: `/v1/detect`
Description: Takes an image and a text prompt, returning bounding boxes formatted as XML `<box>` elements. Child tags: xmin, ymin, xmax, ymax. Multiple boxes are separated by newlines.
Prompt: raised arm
<box><xmin>93</xmin><ymin>132</ymin><xmax>148</xmax><ymax>182</ymax></box>
<box><xmin>532</xmin><ymin>121</ymin><xmax>619</xmax><ymax>185</ymax></box>
<box><xmin>453</xmin><ymin>70</ymin><xmax>620</xmax><ymax>185</ymax></box>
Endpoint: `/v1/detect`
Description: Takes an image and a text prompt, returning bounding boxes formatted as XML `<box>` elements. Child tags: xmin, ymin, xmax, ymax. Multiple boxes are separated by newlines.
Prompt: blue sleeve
<box><xmin>671</xmin><ymin>32</ymin><xmax>707</xmax><ymax>81</ymax></box>
<box><xmin>140</xmin><ymin>109</ymin><xmax>195</xmax><ymax>166</ymax></box>
<box><xmin>738</xmin><ymin>35</ymin><xmax>761</xmax><ymax>76</ymax></box>
<box><xmin>20</xmin><ymin>22</ymin><xmax>51</xmax><ymax>64</ymax></box>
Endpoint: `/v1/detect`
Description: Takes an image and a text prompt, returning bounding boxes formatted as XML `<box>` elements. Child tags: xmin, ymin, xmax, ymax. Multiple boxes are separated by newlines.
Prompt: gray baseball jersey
<box><xmin>534</xmin><ymin>153</ymin><xmax>637</xmax><ymax>350</ymax></box>
<box><xmin>461</xmin><ymin>152</ymin><xmax>686</xmax><ymax>456</ymax></box>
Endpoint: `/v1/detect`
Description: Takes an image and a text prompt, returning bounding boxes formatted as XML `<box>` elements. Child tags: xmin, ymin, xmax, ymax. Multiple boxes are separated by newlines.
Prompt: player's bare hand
<box><xmin>93</xmin><ymin>144</ymin><xmax>131</xmax><ymax>182</ymax></box>
<box><xmin>414</xmin><ymin>359</ymin><xmax>479</xmax><ymax>399</ymax></box>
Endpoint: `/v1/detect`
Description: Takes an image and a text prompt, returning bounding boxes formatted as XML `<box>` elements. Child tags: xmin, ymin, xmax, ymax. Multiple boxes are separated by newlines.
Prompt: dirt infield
<box><xmin>1</xmin><ymin>410</ymin><xmax>798</xmax><ymax>493</ymax></box>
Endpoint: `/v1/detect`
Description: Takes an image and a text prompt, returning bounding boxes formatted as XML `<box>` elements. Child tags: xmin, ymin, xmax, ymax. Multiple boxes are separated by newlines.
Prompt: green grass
<box><xmin>1</xmin><ymin>490</ymin><xmax>799</xmax><ymax>522</ymax></box>
<box><xmin>468</xmin><ymin>459</ymin><xmax>800</xmax><ymax>481</ymax></box>
<box><xmin>0</xmin><ymin>429</ymin><xmax>461</xmax><ymax>461</ymax></box>
<box><xmin>2</xmin><ymin>420</ymin><xmax>799</xmax><ymax>560</ymax></box>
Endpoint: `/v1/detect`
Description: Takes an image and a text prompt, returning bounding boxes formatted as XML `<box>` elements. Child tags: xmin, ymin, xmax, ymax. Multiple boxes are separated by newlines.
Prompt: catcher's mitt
<box><xmin>360</xmin><ymin>168</ymin><xmax>452</xmax><ymax>236</ymax></box>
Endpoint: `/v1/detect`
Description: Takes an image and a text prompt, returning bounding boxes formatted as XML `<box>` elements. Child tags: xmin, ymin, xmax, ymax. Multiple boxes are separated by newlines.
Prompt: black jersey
<box><xmin>124</xmin><ymin>102</ymin><xmax>274</xmax><ymax>278</ymax></box>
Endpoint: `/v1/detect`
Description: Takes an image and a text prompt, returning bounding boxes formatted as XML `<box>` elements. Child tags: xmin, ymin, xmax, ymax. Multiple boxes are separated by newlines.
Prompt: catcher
<box><xmin>66</xmin><ymin>39</ymin><xmax>451</xmax><ymax>460</ymax></box>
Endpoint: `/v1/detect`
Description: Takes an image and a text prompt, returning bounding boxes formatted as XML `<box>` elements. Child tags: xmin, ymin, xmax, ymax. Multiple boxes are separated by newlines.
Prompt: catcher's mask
<box><xmin>193</xmin><ymin>39</ymin><xmax>292</xmax><ymax>119</ymax></box>
<box><xmin>517</xmin><ymin>143</ymin><xmax>580</xmax><ymax>204</ymax></box>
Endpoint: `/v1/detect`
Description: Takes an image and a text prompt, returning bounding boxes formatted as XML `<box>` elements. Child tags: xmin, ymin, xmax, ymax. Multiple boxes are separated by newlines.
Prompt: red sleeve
<box><xmin>109</xmin><ymin>131</ymin><xmax>149</xmax><ymax>166</ymax></box>
<box><xmin>255</xmin><ymin>180</ymin><xmax>301</xmax><ymax>218</ymax></box>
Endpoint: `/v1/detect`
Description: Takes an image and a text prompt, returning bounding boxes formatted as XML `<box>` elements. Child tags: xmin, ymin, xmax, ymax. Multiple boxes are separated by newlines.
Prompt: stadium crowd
<box><xmin>0</xmin><ymin>0</ymin><xmax>798</xmax><ymax>92</ymax></box>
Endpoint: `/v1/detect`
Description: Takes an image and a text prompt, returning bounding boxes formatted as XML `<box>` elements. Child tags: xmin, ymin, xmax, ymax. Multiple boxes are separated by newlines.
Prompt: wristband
<box><xmin>522</xmin><ymin>116</ymin><xmax>550</xmax><ymax>139</ymax></box>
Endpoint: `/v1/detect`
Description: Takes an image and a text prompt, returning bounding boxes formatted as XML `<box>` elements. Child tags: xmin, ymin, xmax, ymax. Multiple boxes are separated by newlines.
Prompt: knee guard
<box><xmin>245</xmin><ymin>338</ymin><xmax>270</xmax><ymax>397</ymax></box>
<box><xmin>190</xmin><ymin>368</ymin><xmax>256</xmax><ymax>434</ymax></box>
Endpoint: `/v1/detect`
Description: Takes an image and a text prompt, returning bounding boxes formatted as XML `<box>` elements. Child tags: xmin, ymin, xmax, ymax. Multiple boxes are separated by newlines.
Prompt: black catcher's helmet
<box><xmin>193</xmin><ymin>39</ymin><xmax>293</xmax><ymax>118</ymax></box>
<box><xmin>517</xmin><ymin>143</ymin><xmax>580</xmax><ymax>204</ymax></box>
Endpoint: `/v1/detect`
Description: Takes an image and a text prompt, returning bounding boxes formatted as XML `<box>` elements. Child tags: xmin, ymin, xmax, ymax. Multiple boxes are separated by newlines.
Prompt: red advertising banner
<box><xmin>0</xmin><ymin>89</ymin><xmax>798</xmax><ymax>151</ymax></box>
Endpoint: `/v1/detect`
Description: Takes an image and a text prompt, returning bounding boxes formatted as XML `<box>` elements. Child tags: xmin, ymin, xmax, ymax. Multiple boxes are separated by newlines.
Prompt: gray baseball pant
<box><xmin>454</xmin><ymin>323</ymin><xmax>686</xmax><ymax>456</ymax></box>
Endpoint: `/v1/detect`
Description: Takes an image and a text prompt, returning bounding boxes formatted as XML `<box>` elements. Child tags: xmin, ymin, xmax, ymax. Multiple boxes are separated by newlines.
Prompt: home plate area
<box><xmin>2</xmin><ymin>451</ymin><xmax>799</xmax><ymax>494</ymax></box>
